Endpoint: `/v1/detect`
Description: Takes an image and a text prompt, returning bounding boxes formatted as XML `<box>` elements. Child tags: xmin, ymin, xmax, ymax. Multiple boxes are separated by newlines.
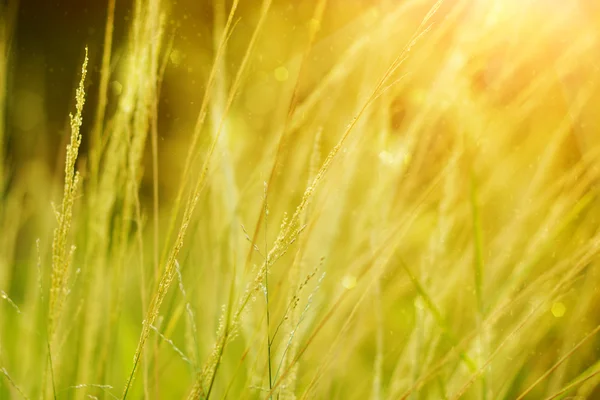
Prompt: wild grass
<box><xmin>2</xmin><ymin>0</ymin><xmax>600</xmax><ymax>399</ymax></box>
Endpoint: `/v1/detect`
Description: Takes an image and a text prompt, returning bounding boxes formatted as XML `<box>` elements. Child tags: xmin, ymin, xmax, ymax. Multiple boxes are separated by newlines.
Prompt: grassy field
<box><xmin>1</xmin><ymin>0</ymin><xmax>600</xmax><ymax>398</ymax></box>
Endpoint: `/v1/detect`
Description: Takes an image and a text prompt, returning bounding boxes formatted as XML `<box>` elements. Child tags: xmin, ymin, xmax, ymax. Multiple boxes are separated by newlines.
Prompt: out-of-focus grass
<box><xmin>2</xmin><ymin>0</ymin><xmax>600</xmax><ymax>399</ymax></box>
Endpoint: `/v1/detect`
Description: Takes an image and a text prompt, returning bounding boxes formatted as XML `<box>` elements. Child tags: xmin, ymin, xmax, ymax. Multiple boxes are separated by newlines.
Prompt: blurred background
<box><xmin>5</xmin><ymin>0</ymin><xmax>600</xmax><ymax>194</ymax></box>
<box><xmin>6</xmin><ymin>0</ymin><xmax>380</xmax><ymax>189</ymax></box>
<box><xmin>3</xmin><ymin>0</ymin><xmax>600</xmax><ymax>398</ymax></box>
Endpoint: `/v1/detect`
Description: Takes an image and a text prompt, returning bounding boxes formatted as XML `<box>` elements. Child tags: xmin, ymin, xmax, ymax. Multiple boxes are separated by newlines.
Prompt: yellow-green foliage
<box><xmin>49</xmin><ymin>48</ymin><xmax>88</xmax><ymax>339</ymax></box>
<box><xmin>2</xmin><ymin>0</ymin><xmax>600</xmax><ymax>399</ymax></box>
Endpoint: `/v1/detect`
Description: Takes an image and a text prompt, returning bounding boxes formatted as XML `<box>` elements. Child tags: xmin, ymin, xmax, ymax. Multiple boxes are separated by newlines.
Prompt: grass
<box><xmin>2</xmin><ymin>0</ymin><xmax>600</xmax><ymax>398</ymax></box>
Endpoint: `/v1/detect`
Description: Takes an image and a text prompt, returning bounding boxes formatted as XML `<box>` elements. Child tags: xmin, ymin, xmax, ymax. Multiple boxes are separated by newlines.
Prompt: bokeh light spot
<box><xmin>342</xmin><ymin>275</ymin><xmax>357</xmax><ymax>289</ymax></box>
<box><xmin>551</xmin><ymin>302</ymin><xmax>566</xmax><ymax>318</ymax></box>
<box><xmin>274</xmin><ymin>66</ymin><xmax>289</xmax><ymax>82</ymax></box>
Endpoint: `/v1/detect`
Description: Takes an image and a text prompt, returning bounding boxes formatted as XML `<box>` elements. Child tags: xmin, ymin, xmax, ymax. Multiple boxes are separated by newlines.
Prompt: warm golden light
<box><xmin>1</xmin><ymin>0</ymin><xmax>600</xmax><ymax>398</ymax></box>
